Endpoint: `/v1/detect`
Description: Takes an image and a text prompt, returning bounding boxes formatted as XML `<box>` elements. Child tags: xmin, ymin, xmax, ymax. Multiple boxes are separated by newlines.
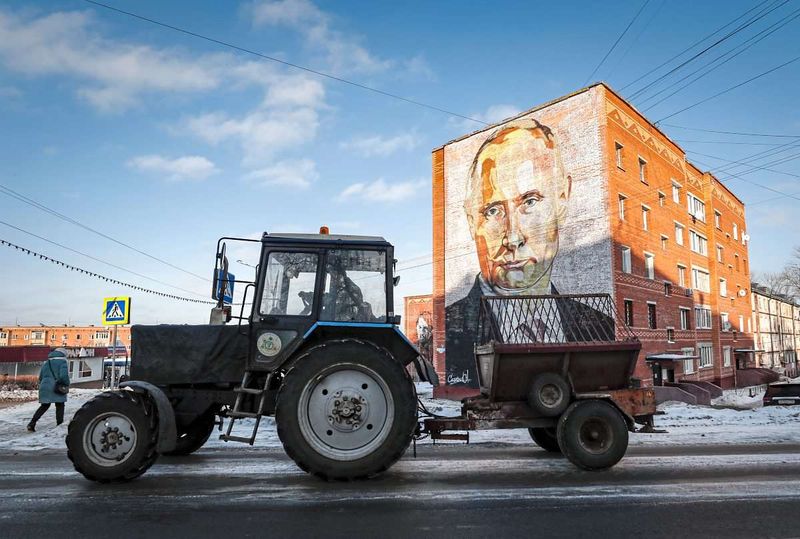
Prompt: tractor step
<box><xmin>219</xmin><ymin>434</ymin><xmax>255</xmax><ymax>445</ymax></box>
<box><xmin>228</xmin><ymin>411</ymin><xmax>260</xmax><ymax>419</ymax></box>
<box><xmin>234</xmin><ymin>387</ymin><xmax>264</xmax><ymax>395</ymax></box>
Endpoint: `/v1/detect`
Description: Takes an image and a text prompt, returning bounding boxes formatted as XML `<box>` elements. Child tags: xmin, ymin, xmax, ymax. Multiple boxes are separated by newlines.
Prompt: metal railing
<box><xmin>478</xmin><ymin>294</ymin><xmax>637</xmax><ymax>346</ymax></box>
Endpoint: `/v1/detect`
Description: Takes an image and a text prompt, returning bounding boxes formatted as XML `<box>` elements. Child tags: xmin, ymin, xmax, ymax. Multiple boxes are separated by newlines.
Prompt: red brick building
<box><xmin>430</xmin><ymin>83</ymin><xmax>754</xmax><ymax>396</ymax></box>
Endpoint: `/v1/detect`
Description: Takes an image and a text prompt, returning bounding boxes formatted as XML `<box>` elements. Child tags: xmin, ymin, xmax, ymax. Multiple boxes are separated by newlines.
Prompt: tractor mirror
<box><xmin>393</xmin><ymin>276</ymin><xmax>401</xmax><ymax>286</ymax></box>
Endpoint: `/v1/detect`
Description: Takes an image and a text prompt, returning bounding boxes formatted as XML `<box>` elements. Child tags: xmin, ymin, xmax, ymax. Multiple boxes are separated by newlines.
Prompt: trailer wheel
<box><xmin>66</xmin><ymin>391</ymin><xmax>159</xmax><ymax>483</ymax></box>
<box><xmin>162</xmin><ymin>410</ymin><xmax>217</xmax><ymax>456</ymax></box>
<box><xmin>556</xmin><ymin>400</ymin><xmax>628</xmax><ymax>471</ymax></box>
<box><xmin>276</xmin><ymin>339</ymin><xmax>417</xmax><ymax>480</ymax></box>
<box><xmin>527</xmin><ymin>372</ymin><xmax>570</xmax><ymax>417</ymax></box>
<box><xmin>528</xmin><ymin>427</ymin><xmax>562</xmax><ymax>453</ymax></box>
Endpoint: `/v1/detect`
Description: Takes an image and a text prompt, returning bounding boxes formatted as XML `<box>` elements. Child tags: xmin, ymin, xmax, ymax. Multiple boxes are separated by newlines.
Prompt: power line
<box><xmin>83</xmin><ymin>0</ymin><xmax>488</xmax><ymax>127</ymax></box>
<box><xmin>714</xmin><ymin>140</ymin><xmax>800</xmax><ymax>174</ymax></box>
<box><xmin>620</xmin><ymin>0</ymin><xmax>772</xmax><ymax>92</ymax></box>
<box><xmin>674</xmin><ymin>139</ymin><xmax>789</xmax><ymax>146</ymax></box>
<box><xmin>690</xmin><ymin>157</ymin><xmax>800</xmax><ymax>202</ymax></box>
<box><xmin>0</xmin><ymin>183</ymin><xmax>207</xmax><ymax>281</ymax></box>
<box><xmin>686</xmin><ymin>150</ymin><xmax>800</xmax><ymax>180</ymax></box>
<box><xmin>0</xmin><ymin>219</ymin><xmax>209</xmax><ymax>297</ymax></box>
<box><xmin>656</xmin><ymin>53</ymin><xmax>800</xmax><ymax>122</ymax></box>
<box><xmin>0</xmin><ymin>238</ymin><xmax>216</xmax><ymax>304</ymax></box>
<box><xmin>664</xmin><ymin>124</ymin><xmax>800</xmax><ymax>138</ymax></box>
<box><xmin>583</xmin><ymin>0</ymin><xmax>651</xmax><ymax>86</ymax></box>
<box><xmin>640</xmin><ymin>5</ymin><xmax>800</xmax><ymax>109</ymax></box>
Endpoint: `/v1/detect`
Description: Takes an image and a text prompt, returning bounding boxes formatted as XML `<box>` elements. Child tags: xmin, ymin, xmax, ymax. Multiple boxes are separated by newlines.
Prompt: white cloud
<box><xmin>0</xmin><ymin>10</ymin><xmax>223</xmax><ymax>111</ymax></box>
<box><xmin>340</xmin><ymin>132</ymin><xmax>418</xmax><ymax>157</ymax></box>
<box><xmin>338</xmin><ymin>178</ymin><xmax>426</xmax><ymax>202</ymax></box>
<box><xmin>246</xmin><ymin>0</ymin><xmax>391</xmax><ymax>75</ymax></box>
<box><xmin>244</xmin><ymin>159</ymin><xmax>318</xmax><ymax>189</ymax></box>
<box><xmin>0</xmin><ymin>85</ymin><xmax>20</xmax><ymax>98</ymax></box>
<box><xmin>127</xmin><ymin>154</ymin><xmax>218</xmax><ymax>181</ymax></box>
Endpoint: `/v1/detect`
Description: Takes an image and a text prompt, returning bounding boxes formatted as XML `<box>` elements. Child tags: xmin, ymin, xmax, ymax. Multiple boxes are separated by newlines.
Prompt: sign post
<box><xmin>102</xmin><ymin>297</ymin><xmax>131</xmax><ymax>389</ymax></box>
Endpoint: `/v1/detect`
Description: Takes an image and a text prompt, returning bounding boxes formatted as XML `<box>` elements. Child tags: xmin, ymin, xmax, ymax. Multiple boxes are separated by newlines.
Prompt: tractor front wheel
<box><xmin>276</xmin><ymin>339</ymin><xmax>417</xmax><ymax>480</ymax></box>
<box><xmin>162</xmin><ymin>409</ymin><xmax>217</xmax><ymax>456</ymax></box>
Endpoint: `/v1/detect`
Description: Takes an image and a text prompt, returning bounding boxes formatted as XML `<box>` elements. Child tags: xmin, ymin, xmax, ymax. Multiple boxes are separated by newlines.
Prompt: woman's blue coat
<box><xmin>38</xmin><ymin>358</ymin><xmax>70</xmax><ymax>404</ymax></box>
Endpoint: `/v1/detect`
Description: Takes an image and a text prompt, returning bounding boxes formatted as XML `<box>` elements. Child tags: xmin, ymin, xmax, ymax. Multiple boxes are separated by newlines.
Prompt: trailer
<box><xmin>64</xmin><ymin>231</ymin><xmax>655</xmax><ymax>482</ymax></box>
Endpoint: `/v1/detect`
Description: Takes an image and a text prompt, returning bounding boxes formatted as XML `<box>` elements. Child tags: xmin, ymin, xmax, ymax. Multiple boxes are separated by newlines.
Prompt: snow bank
<box><xmin>0</xmin><ymin>388</ymin><xmax>38</xmax><ymax>402</ymax></box>
<box><xmin>1</xmin><ymin>385</ymin><xmax>798</xmax><ymax>452</ymax></box>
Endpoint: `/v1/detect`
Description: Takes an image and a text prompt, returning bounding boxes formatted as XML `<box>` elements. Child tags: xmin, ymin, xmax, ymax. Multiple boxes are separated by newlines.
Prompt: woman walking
<box><xmin>27</xmin><ymin>348</ymin><xmax>71</xmax><ymax>432</ymax></box>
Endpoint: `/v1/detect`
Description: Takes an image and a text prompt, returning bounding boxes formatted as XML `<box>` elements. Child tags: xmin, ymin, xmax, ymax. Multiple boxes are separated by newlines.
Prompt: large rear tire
<box><xmin>162</xmin><ymin>410</ymin><xmax>217</xmax><ymax>456</ymax></box>
<box><xmin>276</xmin><ymin>339</ymin><xmax>417</xmax><ymax>480</ymax></box>
<box><xmin>66</xmin><ymin>391</ymin><xmax>159</xmax><ymax>483</ymax></box>
<box><xmin>528</xmin><ymin>427</ymin><xmax>562</xmax><ymax>453</ymax></box>
<box><xmin>556</xmin><ymin>400</ymin><xmax>628</xmax><ymax>471</ymax></box>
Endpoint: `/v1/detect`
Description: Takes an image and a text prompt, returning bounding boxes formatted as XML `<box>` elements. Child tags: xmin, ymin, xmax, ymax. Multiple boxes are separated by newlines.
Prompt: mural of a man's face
<box><xmin>465</xmin><ymin>121</ymin><xmax>571</xmax><ymax>292</ymax></box>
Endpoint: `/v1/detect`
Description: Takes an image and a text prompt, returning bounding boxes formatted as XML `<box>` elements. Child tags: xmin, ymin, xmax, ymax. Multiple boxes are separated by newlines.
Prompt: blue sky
<box><xmin>0</xmin><ymin>0</ymin><xmax>798</xmax><ymax>325</ymax></box>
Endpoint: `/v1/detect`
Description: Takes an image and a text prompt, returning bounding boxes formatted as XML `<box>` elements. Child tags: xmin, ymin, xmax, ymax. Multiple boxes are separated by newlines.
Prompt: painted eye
<box><xmin>522</xmin><ymin>194</ymin><xmax>543</xmax><ymax>209</ymax></box>
<box><xmin>484</xmin><ymin>205</ymin><xmax>504</xmax><ymax>219</ymax></box>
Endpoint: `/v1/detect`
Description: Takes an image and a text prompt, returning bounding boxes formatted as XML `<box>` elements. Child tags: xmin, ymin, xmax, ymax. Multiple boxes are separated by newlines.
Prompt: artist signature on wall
<box><xmin>446</xmin><ymin>370</ymin><xmax>472</xmax><ymax>385</ymax></box>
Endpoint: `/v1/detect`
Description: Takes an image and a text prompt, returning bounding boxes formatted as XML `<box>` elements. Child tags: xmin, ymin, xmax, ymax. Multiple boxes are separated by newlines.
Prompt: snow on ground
<box><xmin>1</xmin><ymin>384</ymin><xmax>799</xmax><ymax>452</ymax></box>
<box><xmin>0</xmin><ymin>388</ymin><xmax>39</xmax><ymax>403</ymax></box>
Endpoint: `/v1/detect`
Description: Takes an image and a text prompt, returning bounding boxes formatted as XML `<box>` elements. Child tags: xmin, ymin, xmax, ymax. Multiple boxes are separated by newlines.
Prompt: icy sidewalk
<box><xmin>1</xmin><ymin>384</ymin><xmax>799</xmax><ymax>452</ymax></box>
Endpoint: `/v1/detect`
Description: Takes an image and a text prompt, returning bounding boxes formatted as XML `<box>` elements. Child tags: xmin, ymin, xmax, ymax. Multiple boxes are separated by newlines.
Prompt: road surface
<box><xmin>2</xmin><ymin>441</ymin><xmax>799</xmax><ymax>538</ymax></box>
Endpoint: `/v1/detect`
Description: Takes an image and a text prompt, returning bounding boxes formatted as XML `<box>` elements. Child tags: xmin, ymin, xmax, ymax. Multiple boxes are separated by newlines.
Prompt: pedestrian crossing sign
<box><xmin>102</xmin><ymin>296</ymin><xmax>131</xmax><ymax>326</ymax></box>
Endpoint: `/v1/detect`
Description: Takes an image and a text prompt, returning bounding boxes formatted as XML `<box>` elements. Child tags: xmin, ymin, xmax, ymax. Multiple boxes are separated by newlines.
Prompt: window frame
<box><xmin>644</xmin><ymin>251</ymin><xmax>655</xmax><ymax>280</ymax></box>
<box><xmin>258</xmin><ymin>249</ymin><xmax>323</xmax><ymax>318</ymax></box>
<box><xmin>620</xmin><ymin>245</ymin><xmax>632</xmax><ymax>274</ymax></box>
<box><xmin>638</xmin><ymin>156</ymin><xmax>648</xmax><ymax>184</ymax></box>
<box><xmin>615</xmin><ymin>141</ymin><xmax>624</xmax><ymax>169</ymax></box>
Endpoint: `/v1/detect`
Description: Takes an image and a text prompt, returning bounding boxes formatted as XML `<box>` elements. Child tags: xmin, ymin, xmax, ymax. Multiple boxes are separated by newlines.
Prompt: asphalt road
<box><xmin>2</xmin><ymin>442</ymin><xmax>800</xmax><ymax>539</ymax></box>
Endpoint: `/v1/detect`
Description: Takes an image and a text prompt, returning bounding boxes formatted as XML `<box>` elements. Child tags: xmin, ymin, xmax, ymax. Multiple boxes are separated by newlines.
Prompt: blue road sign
<box><xmin>103</xmin><ymin>296</ymin><xmax>130</xmax><ymax>325</ymax></box>
<box><xmin>214</xmin><ymin>270</ymin><xmax>235</xmax><ymax>304</ymax></box>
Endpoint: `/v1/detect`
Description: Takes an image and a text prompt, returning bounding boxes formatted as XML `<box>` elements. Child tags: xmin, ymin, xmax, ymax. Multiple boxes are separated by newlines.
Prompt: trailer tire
<box><xmin>66</xmin><ymin>391</ymin><xmax>159</xmax><ymax>483</ymax></box>
<box><xmin>528</xmin><ymin>427</ymin><xmax>562</xmax><ymax>453</ymax></box>
<box><xmin>527</xmin><ymin>373</ymin><xmax>570</xmax><ymax>417</ymax></box>
<box><xmin>557</xmin><ymin>400</ymin><xmax>628</xmax><ymax>471</ymax></box>
<box><xmin>276</xmin><ymin>339</ymin><xmax>417</xmax><ymax>480</ymax></box>
<box><xmin>162</xmin><ymin>410</ymin><xmax>217</xmax><ymax>456</ymax></box>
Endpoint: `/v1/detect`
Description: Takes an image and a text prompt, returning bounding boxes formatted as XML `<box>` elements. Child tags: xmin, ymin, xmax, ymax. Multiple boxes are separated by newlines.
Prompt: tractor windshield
<box><xmin>321</xmin><ymin>249</ymin><xmax>387</xmax><ymax>323</ymax></box>
<box><xmin>260</xmin><ymin>252</ymin><xmax>319</xmax><ymax>316</ymax></box>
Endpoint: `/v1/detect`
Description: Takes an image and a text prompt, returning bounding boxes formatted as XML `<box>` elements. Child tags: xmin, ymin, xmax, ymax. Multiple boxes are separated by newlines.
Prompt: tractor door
<box><xmin>249</xmin><ymin>249</ymin><xmax>322</xmax><ymax>370</ymax></box>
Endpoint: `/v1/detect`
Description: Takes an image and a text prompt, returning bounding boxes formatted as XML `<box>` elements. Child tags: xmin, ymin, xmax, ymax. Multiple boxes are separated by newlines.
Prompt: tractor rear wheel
<box><xmin>162</xmin><ymin>410</ymin><xmax>217</xmax><ymax>456</ymax></box>
<box><xmin>66</xmin><ymin>391</ymin><xmax>159</xmax><ymax>483</ymax></box>
<box><xmin>276</xmin><ymin>339</ymin><xmax>417</xmax><ymax>480</ymax></box>
<box><xmin>556</xmin><ymin>400</ymin><xmax>628</xmax><ymax>471</ymax></box>
<box><xmin>528</xmin><ymin>427</ymin><xmax>562</xmax><ymax>453</ymax></box>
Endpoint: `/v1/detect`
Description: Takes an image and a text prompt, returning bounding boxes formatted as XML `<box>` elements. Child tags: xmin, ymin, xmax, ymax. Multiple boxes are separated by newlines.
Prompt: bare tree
<box><xmin>752</xmin><ymin>270</ymin><xmax>793</xmax><ymax>297</ymax></box>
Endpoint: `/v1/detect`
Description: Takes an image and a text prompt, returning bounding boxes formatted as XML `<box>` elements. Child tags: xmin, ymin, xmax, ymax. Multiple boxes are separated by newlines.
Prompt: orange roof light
<box><xmin>319</xmin><ymin>226</ymin><xmax>330</xmax><ymax>235</ymax></box>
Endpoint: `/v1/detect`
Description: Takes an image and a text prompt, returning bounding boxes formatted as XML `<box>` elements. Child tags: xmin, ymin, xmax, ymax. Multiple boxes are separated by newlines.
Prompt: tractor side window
<box><xmin>260</xmin><ymin>252</ymin><xmax>318</xmax><ymax>316</ymax></box>
<box><xmin>321</xmin><ymin>249</ymin><xmax>387</xmax><ymax>323</ymax></box>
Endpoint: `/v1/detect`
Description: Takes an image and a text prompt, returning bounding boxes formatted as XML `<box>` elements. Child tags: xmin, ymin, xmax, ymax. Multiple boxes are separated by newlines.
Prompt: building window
<box><xmin>618</xmin><ymin>194</ymin><xmax>627</xmax><ymax>220</ymax></box>
<box><xmin>675</xmin><ymin>222</ymin><xmax>685</xmax><ymax>246</ymax></box>
<box><xmin>719</xmin><ymin>278</ymin><xmax>727</xmax><ymax>297</ymax></box>
<box><xmin>739</xmin><ymin>315</ymin><xmax>744</xmax><ymax>332</ymax></box>
<box><xmin>716</xmin><ymin>244</ymin><xmax>723</xmax><ymax>263</ymax></box>
<box><xmin>733</xmin><ymin>223</ymin><xmax>738</xmax><ymax>240</ymax></box>
<box><xmin>664</xmin><ymin>282</ymin><xmax>672</xmax><ymax>296</ymax></box>
<box><xmin>615</xmin><ymin>142</ymin><xmax>624</xmax><ymax>169</ymax></box>
<box><xmin>658</xmin><ymin>191</ymin><xmax>666</xmax><ymax>207</ymax></box>
<box><xmin>698</xmin><ymin>343</ymin><xmax>713</xmax><ymax>368</ymax></box>
<box><xmin>723</xmin><ymin>346</ymin><xmax>732</xmax><ymax>367</ymax></box>
<box><xmin>624</xmin><ymin>300</ymin><xmax>634</xmax><ymax>327</ymax></box>
<box><xmin>714</xmin><ymin>211</ymin><xmax>721</xmax><ymax>229</ymax></box>
<box><xmin>639</xmin><ymin>157</ymin><xmax>648</xmax><ymax>183</ymax></box>
<box><xmin>682</xmin><ymin>347</ymin><xmax>695</xmax><ymax>374</ymax></box>
<box><xmin>621</xmin><ymin>246</ymin><xmax>632</xmax><ymax>274</ymax></box>
<box><xmin>667</xmin><ymin>328</ymin><xmax>675</xmax><ymax>343</ymax></box>
<box><xmin>660</xmin><ymin>235</ymin><xmax>668</xmax><ymax>250</ymax></box>
<box><xmin>687</xmin><ymin>192</ymin><xmax>706</xmax><ymax>222</ymax></box>
<box><xmin>721</xmin><ymin>312</ymin><xmax>730</xmax><ymax>331</ymax></box>
<box><xmin>689</xmin><ymin>230</ymin><xmax>707</xmax><ymax>256</ymax></box>
<box><xmin>644</xmin><ymin>252</ymin><xmax>655</xmax><ymax>279</ymax></box>
<box><xmin>680</xmin><ymin>308</ymin><xmax>691</xmax><ymax>330</ymax></box>
<box><xmin>672</xmin><ymin>181</ymin><xmax>681</xmax><ymax>203</ymax></box>
<box><xmin>76</xmin><ymin>334</ymin><xmax>81</xmax><ymax>340</ymax></box>
<box><xmin>642</xmin><ymin>205</ymin><xmax>650</xmax><ymax>231</ymax></box>
<box><xmin>647</xmin><ymin>303</ymin><xmax>657</xmax><ymax>329</ymax></box>
<box><xmin>735</xmin><ymin>254</ymin><xmax>740</xmax><ymax>271</ymax></box>
<box><xmin>695</xmin><ymin>306</ymin><xmax>712</xmax><ymax>329</ymax></box>
<box><xmin>692</xmin><ymin>267</ymin><xmax>710</xmax><ymax>292</ymax></box>
<box><xmin>677</xmin><ymin>264</ymin><xmax>686</xmax><ymax>287</ymax></box>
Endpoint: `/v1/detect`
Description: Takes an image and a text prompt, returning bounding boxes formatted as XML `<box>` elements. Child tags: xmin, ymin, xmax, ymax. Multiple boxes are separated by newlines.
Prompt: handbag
<box><xmin>47</xmin><ymin>359</ymin><xmax>69</xmax><ymax>395</ymax></box>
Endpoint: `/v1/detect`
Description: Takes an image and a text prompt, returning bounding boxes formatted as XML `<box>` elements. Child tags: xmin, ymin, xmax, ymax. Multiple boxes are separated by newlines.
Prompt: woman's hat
<box><xmin>48</xmin><ymin>348</ymin><xmax>68</xmax><ymax>360</ymax></box>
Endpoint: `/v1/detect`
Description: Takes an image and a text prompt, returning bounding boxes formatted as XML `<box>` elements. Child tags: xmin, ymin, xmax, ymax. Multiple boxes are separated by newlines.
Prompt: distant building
<box><xmin>750</xmin><ymin>285</ymin><xmax>799</xmax><ymax>378</ymax></box>
<box><xmin>431</xmin><ymin>82</ymin><xmax>755</xmax><ymax>396</ymax></box>
<box><xmin>0</xmin><ymin>325</ymin><xmax>131</xmax><ymax>384</ymax></box>
<box><xmin>403</xmin><ymin>295</ymin><xmax>433</xmax><ymax>360</ymax></box>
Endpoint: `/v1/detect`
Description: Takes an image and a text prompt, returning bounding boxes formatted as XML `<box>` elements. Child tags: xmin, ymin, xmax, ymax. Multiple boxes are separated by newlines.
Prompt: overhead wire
<box><xmin>0</xmin><ymin>183</ymin><xmax>208</xmax><ymax>281</ymax></box>
<box><xmin>582</xmin><ymin>0</ymin><xmax>651</xmax><ymax>86</ymax></box>
<box><xmin>620</xmin><ymin>0</ymin><xmax>772</xmax><ymax>92</ymax></box>
<box><xmin>662</xmin><ymin>123</ymin><xmax>800</xmax><ymax>138</ymax></box>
